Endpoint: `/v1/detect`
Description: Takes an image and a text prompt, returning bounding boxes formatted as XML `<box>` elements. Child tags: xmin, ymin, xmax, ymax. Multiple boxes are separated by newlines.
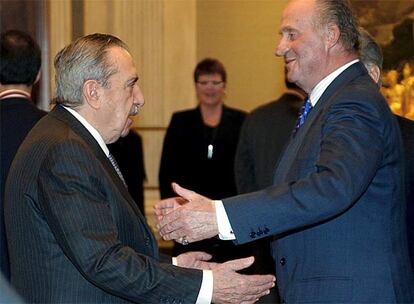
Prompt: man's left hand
<box><xmin>175</xmin><ymin>251</ymin><xmax>218</xmax><ymax>270</ymax></box>
<box><xmin>155</xmin><ymin>183</ymin><xmax>219</xmax><ymax>243</ymax></box>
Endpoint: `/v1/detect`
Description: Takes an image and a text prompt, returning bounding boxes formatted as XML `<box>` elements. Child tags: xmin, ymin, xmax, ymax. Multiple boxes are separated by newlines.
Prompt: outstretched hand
<box><xmin>154</xmin><ymin>194</ymin><xmax>187</xmax><ymax>221</ymax></box>
<box><xmin>175</xmin><ymin>251</ymin><xmax>218</xmax><ymax>270</ymax></box>
<box><xmin>212</xmin><ymin>257</ymin><xmax>276</xmax><ymax>304</ymax></box>
<box><xmin>155</xmin><ymin>183</ymin><xmax>219</xmax><ymax>243</ymax></box>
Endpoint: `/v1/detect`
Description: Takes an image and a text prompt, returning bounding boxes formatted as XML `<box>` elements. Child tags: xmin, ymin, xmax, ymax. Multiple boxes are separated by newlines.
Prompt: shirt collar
<box><xmin>309</xmin><ymin>59</ymin><xmax>359</xmax><ymax>106</ymax></box>
<box><xmin>0</xmin><ymin>89</ymin><xmax>32</xmax><ymax>101</ymax></box>
<box><xmin>62</xmin><ymin>105</ymin><xmax>109</xmax><ymax>157</ymax></box>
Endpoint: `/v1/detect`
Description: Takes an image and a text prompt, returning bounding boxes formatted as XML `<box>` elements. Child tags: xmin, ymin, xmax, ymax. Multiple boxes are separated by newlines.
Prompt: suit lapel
<box><xmin>49</xmin><ymin>106</ymin><xmax>145</xmax><ymax>220</ymax></box>
<box><xmin>273</xmin><ymin>62</ymin><xmax>368</xmax><ymax>183</ymax></box>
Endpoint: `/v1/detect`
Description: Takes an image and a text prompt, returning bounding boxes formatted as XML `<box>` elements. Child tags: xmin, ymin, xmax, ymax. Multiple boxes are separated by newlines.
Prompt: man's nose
<box><xmin>134</xmin><ymin>85</ymin><xmax>145</xmax><ymax>107</ymax></box>
<box><xmin>275</xmin><ymin>38</ymin><xmax>288</xmax><ymax>57</ymax></box>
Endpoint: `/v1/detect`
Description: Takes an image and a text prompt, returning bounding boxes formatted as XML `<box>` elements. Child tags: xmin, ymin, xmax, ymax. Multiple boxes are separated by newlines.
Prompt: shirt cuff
<box><xmin>214</xmin><ymin>200</ymin><xmax>236</xmax><ymax>240</ymax></box>
<box><xmin>196</xmin><ymin>270</ymin><xmax>213</xmax><ymax>304</ymax></box>
<box><xmin>172</xmin><ymin>258</ymin><xmax>212</xmax><ymax>303</ymax></box>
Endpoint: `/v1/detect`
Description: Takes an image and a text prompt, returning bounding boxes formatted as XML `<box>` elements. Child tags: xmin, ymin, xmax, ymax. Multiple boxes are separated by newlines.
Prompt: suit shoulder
<box><xmin>28</xmin><ymin>114</ymin><xmax>83</xmax><ymax>148</ymax></box>
<box><xmin>171</xmin><ymin>108</ymin><xmax>198</xmax><ymax>118</ymax></box>
<box><xmin>224</xmin><ymin>105</ymin><xmax>247</xmax><ymax>115</ymax></box>
<box><xmin>250</xmin><ymin>100</ymin><xmax>280</xmax><ymax>115</ymax></box>
<box><xmin>396</xmin><ymin>116</ymin><xmax>414</xmax><ymax>143</ymax></box>
<box><xmin>248</xmin><ymin>97</ymin><xmax>296</xmax><ymax>122</ymax></box>
<box><xmin>223</xmin><ymin>105</ymin><xmax>247</xmax><ymax>122</ymax></box>
<box><xmin>169</xmin><ymin>108</ymin><xmax>199</xmax><ymax>124</ymax></box>
<box><xmin>397</xmin><ymin>115</ymin><xmax>414</xmax><ymax>130</ymax></box>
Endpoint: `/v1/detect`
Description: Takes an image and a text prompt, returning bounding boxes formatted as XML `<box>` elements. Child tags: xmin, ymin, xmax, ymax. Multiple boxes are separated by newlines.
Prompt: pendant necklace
<box><xmin>207</xmin><ymin>144</ymin><xmax>213</xmax><ymax>159</ymax></box>
<box><xmin>205</xmin><ymin>125</ymin><xmax>218</xmax><ymax>160</ymax></box>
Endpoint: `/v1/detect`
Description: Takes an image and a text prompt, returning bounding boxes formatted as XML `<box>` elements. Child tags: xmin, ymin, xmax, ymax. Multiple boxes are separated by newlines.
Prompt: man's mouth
<box><xmin>285</xmin><ymin>58</ymin><xmax>295</xmax><ymax>66</ymax></box>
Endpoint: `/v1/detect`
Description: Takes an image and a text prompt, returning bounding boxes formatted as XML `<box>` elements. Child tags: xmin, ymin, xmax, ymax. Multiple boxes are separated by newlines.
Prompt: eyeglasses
<box><xmin>196</xmin><ymin>80</ymin><xmax>224</xmax><ymax>86</ymax></box>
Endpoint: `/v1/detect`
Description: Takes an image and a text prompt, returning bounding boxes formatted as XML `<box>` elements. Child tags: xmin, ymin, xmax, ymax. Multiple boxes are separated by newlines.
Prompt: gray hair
<box><xmin>52</xmin><ymin>33</ymin><xmax>129</xmax><ymax>107</ymax></box>
<box><xmin>313</xmin><ymin>0</ymin><xmax>360</xmax><ymax>52</ymax></box>
<box><xmin>358</xmin><ymin>28</ymin><xmax>383</xmax><ymax>70</ymax></box>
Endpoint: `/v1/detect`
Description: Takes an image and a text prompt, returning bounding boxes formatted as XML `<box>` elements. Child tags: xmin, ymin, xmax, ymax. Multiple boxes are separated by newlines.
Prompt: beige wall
<box><xmin>197</xmin><ymin>0</ymin><xmax>288</xmax><ymax>111</ymax></box>
<box><xmin>47</xmin><ymin>0</ymin><xmax>288</xmax><ymax>244</ymax></box>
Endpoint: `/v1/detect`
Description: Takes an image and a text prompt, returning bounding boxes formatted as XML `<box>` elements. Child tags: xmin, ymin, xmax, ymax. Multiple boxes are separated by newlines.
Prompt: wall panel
<box><xmin>197</xmin><ymin>0</ymin><xmax>288</xmax><ymax>111</ymax></box>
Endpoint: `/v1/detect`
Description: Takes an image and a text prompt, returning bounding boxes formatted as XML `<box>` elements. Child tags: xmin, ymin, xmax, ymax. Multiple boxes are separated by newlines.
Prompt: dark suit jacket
<box><xmin>108</xmin><ymin>131</ymin><xmax>146</xmax><ymax>214</ymax></box>
<box><xmin>5</xmin><ymin>105</ymin><xmax>202</xmax><ymax>303</ymax></box>
<box><xmin>397</xmin><ymin>115</ymin><xmax>414</xmax><ymax>273</ymax></box>
<box><xmin>0</xmin><ymin>97</ymin><xmax>45</xmax><ymax>280</ymax></box>
<box><xmin>234</xmin><ymin>92</ymin><xmax>303</xmax><ymax>303</ymax></box>
<box><xmin>224</xmin><ymin>62</ymin><xmax>414</xmax><ymax>302</ymax></box>
<box><xmin>235</xmin><ymin>92</ymin><xmax>303</xmax><ymax>194</ymax></box>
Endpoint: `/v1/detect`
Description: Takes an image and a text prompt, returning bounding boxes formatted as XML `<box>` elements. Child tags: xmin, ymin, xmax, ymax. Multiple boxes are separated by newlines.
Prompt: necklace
<box><xmin>207</xmin><ymin>144</ymin><xmax>214</xmax><ymax>159</ymax></box>
<box><xmin>204</xmin><ymin>125</ymin><xmax>218</xmax><ymax>160</ymax></box>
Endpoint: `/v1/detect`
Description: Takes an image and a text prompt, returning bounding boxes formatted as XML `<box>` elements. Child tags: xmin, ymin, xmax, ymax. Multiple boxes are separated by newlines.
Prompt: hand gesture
<box><xmin>212</xmin><ymin>257</ymin><xmax>276</xmax><ymax>304</ymax></box>
<box><xmin>175</xmin><ymin>251</ymin><xmax>218</xmax><ymax>270</ymax></box>
<box><xmin>154</xmin><ymin>195</ymin><xmax>187</xmax><ymax>221</ymax></box>
<box><xmin>156</xmin><ymin>183</ymin><xmax>219</xmax><ymax>243</ymax></box>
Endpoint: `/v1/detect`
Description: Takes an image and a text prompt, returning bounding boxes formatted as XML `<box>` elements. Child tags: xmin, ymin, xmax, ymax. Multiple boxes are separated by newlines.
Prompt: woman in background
<box><xmin>159</xmin><ymin>58</ymin><xmax>246</xmax><ymax>261</ymax></box>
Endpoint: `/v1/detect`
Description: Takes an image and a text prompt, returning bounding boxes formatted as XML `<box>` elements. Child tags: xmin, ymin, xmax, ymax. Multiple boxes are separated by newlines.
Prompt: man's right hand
<box><xmin>212</xmin><ymin>257</ymin><xmax>276</xmax><ymax>304</ymax></box>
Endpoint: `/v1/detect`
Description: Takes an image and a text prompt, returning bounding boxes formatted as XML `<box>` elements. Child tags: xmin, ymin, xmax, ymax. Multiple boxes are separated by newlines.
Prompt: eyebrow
<box><xmin>279</xmin><ymin>26</ymin><xmax>296</xmax><ymax>34</ymax></box>
<box><xmin>125</xmin><ymin>76</ymin><xmax>139</xmax><ymax>88</ymax></box>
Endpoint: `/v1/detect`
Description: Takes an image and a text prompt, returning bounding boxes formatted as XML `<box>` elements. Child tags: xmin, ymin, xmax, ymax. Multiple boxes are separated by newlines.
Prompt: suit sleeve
<box><xmin>224</xmin><ymin>96</ymin><xmax>387</xmax><ymax>244</ymax></box>
<box><xmin>38</xmin><ymin>139</ymin><xmax>202</xmax><ymax>303</ymax></box>
<box><xmin>234</xmin><ymin>116</ymin><xmax>258</xmax><ymax>194</ymax></box>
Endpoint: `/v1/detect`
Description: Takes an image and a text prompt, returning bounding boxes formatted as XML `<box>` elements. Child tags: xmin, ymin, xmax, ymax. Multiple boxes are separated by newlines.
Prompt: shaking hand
<box><xmin>155</xmin><ymin>183</ymin><xmax>219</xmax><ymax>244</ymax></box>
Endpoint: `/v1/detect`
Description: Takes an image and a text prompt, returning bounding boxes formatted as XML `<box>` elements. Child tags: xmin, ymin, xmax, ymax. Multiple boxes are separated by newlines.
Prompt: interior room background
<box><xmin>1</xmin><ymin>0</ymin><xmax>413</xmax><ymax>248</ymax></box>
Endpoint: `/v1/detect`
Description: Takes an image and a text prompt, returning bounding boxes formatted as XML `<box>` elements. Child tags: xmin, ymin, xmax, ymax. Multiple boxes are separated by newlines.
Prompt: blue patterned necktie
<box><xmin>294</xmin><ymin>97</ymin><xmax>313</xmax><ymax>132</ymax></box>
<box><xmin>108</xmin><ymin>153</ymin><xmax>127</xmax><ymax>188</ymax></box>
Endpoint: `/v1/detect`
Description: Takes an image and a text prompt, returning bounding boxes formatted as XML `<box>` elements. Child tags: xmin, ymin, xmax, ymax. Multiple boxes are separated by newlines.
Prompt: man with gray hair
<box><xmin>156</xmin><ymin>0</ymin><xmax>414</xmax><ymax>302</ymax></box>
<box><xmin>4</xmin><ymin>33</ymin><xmax>275</xmax><ymax>304</ymax></box>
<box><xmin>358</xmin><ymin>28</ymin><xmax>383</xmax><ymax>84</ymax></box>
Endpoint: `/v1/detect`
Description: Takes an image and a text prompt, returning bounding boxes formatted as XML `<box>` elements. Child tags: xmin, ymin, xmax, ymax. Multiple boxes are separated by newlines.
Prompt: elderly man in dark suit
<box><xmin>0</xmin><ymin>30</ymin><xmax>46</xmax><ymax>281</ymax></box>
<box><xmin>4</xmin><ymin>33</ymin><xmax>275</xmax><ymax>304</ymax></box>
<box><xmin>156</xmin><ymin>0</ymin><xmax>414</xmax><ymax>302</ymax></box>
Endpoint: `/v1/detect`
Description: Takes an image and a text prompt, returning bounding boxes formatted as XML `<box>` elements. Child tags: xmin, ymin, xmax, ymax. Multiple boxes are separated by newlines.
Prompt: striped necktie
<box><xmin>294</xmin><ymin>97</ymin><xmax>313</xmax><ymax>132</ymax></box>
<box><xmin>108</xmin><ymin>153</ymin><xmax>127</xmax><ymax>188</ymax></box>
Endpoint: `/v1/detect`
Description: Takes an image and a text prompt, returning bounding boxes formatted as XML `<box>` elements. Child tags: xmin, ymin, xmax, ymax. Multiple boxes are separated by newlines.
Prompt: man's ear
<box><xmin>83</xmin><ymin>80</ymin><xmax>100</xmax><ymax>109</ymax></box>
<box><xmin>367</xmin><ymin>64</ymin><xmax>381</xmax><ymax>84</ymax></box>
<box><xmin>325</xmin><ymin>23</ymin><xmax>340</xmax><ymax>49</ymax></box>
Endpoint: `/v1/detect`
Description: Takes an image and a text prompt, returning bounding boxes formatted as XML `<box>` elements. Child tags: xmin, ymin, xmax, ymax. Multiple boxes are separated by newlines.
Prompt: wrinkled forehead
<box><xmin>107</xmin><ymin>46</ymin><xmax>139</xmax><ymax>80</ymax></box>
<box><xmin>280</xmin><ymin>0</ymin><xmax>316</xmax><ymax>32</ymax></box>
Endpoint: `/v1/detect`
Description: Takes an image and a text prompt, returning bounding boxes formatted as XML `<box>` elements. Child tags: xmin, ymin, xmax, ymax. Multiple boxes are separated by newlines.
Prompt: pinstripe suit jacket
<box><xmin>224</xmin><ymin>62</ymin><xmax>414</xmax><ymax>302</ymax></box>
<box><xmin>4</xmin><ymin>105</ymin><xmax>202</xmax><ymax>303</ymax></box>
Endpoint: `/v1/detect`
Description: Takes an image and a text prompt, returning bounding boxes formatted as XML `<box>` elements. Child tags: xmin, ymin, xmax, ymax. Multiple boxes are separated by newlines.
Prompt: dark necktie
<box><xmin>294</xmin><ymin>97</ymin><xmax>313</xmax><ymax>132</ymax></box>
<box><xmin>108</xmin><ymin>153</ymin><xmax>127</xmax><ymax>188</ymax></box>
